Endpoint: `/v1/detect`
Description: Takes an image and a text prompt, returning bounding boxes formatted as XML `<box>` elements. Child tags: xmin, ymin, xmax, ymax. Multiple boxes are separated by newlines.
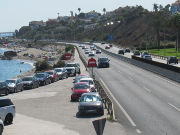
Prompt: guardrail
<box><xmin>131</xmin><ymin>55</ymin><xmax>180</xmax><ymax>73</ymax></box>
<box><xmin>75</xmin><ymin>46</ymin><xmax>114</xmax><ymax>119</ymax></box>
<box><xmin>150</xmin><ymin>54</ymin><xmax>168</xmax><ymax>60</ymax></box>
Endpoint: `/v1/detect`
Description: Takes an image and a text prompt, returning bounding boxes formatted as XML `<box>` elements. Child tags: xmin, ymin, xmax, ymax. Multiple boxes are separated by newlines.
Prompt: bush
<box><xmin>65</xmin><ymin>45</ymin><xmax>74</xmax><ymax>53</ymax></box>
<box><xmin>35</xmin><ymin>60</ymin><xmax>52</xmax><ymax>72</ymax></box>
<box><xmin>53</xmin><ymin>60</ymin><xmax>65</xmax><ymax>68</ymax></box>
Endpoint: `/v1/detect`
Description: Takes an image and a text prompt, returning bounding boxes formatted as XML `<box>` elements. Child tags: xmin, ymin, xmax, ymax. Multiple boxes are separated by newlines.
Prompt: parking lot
<box><xmin>3</xmin><ymin>49</ymin><xmax>126</xmax><ymax>135</ymax></box>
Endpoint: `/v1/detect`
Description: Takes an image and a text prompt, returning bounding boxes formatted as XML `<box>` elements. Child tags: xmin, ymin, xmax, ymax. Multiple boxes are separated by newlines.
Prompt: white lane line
<box><xmin>136</xmin><ymin>129</ymin><xmax>142</xmax><ymax>134</ymax></box>
<box><xmin>144</xmin><ymin>87</ymin><xmax>151</xmax><ymax>93</ymax></box>
<box><xmin>100</xmin><ymin>78</ymin><xmax>137</xmax><ymax>127</ymax></box>
<box><xmin>168</xmin><ymin>103</ymin><xmax>180</xmax><ymax>112</ymax></box>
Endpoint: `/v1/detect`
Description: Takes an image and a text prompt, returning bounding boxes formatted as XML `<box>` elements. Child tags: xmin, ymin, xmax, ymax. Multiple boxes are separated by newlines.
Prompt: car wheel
<box><xmin>14</xmin><ymin>88</ymin><xmax>17</xmax><ymax>93</ymax></box>
<box><xmin>66</xmin><ymin>74</ymin><xmax>68</xmax><ymax>78</ymax></box>
<box><xmin>31</xmin><ymin>84</ymin><xmax>34</xmax><ymax>89</ymax></box>
<box><xmin>0</xmin><ymin>124</ymin><xmax>3</xmax><ymax>135</ymax></box>
<box><xmin>4</xmin><ymin>114</ymin><xmax>13</xmax><ymax>125</ymax></box>
<box><xmin>5</xmin><ymin>89</ymin><xmax>9</xmax><ymax>95</ymax></box>
<box><xmin>21</xmin><ymin>87</ymin><xmax>24</xmax><ymax>91</ymax></box>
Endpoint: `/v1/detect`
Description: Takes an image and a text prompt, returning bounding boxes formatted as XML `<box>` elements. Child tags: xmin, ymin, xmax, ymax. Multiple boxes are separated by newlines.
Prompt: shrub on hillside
<box><xmin>35</xmin><ymin>60</ymin><xmax>52</xmax><ymax>72</ymax></box>
<box><xmin>53</xmin><ymin>60</ymin><xmax>65</xmax><ymax>68</ymax></box>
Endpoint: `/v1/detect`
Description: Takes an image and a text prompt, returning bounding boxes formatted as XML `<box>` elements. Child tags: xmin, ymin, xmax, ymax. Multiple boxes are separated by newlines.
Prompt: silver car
<box><xmin>5</xmin><ymin>78</ymin><xmax>24</xmax><ymax>93</ymax></box>
<box><xmin>78</xmin><ymin>92</ymin><xmax>104</xmax><ymax>115</ymax></box>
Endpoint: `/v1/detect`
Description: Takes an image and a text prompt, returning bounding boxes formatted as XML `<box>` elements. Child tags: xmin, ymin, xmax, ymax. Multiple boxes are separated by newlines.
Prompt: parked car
<box><xmin>98</xmin><ymin>56</ymin><xmax>110</xmax><ymax>68</ymax></box>
<box><xmin>124</xmin><ymin>48</ymin><xmax>130</xmax><ymax>53</ymax></box>
<box><xmin>71</xmin><ymin>82</ymin><xmax>91</xmax><ymax>101</ymax></box>
<box><xmin>45</xmin><ymin>70</ymin><xmax>59</xmax><ymax>83</ymax></box>
<box><xmin>0</xmin><ymin>119</ymin><xmax>4</xmax><ymax>135</ymax></box>
<box><xmin>105</xmin><ymin>45</ymin><xmax>110</xmax><ymax>49</ymax></box>
<box><xmin>79</xmin><ymin>78</ymin><xmax>95</xmax><ymax>89</ymax></box>
<box><xmin>78</xmin><ymin>92</ymin><xmax>104</xmax><ymax>115</ymax></box>
<box><xmin>54</xmin><ymin>68</ymin><xmax>68</xmax><ymax>79</ymax></box>
<box><xmin>22</xmin><ymin>76</ymin><xmax>39</xmax><ymax>89</ymax></box>
<box><xmin>5</xmin><ymin>78</ymin><xmax>23</xmax><ymax>93</ymax></box>
<box><xmin>65</xmin><ymin>63</ymin><xmax>81</xmax><ymax>74</ymax></box>
<box><xmin>85</xmin><ymin>50</ymin><xmax>90</xmax><ymax>54</ymax></box>
<box><xmin>73</xmin><ymin>75</ymin><xmax>89</xmax><ymax>84</ymax></box>
<box><xmin>143</xmin><ymin>55</ymin><xmax>152</xmax><ymax>61</ymax></box>
<box><xmin>0</xmin><ymin>97</ymin><xmax>15</xmax><ymax>125</ymax></box>
<box><xmin>0</xmin><ymin>82</ymin><xmax>9</xmax><ymax>96</ymax></box>
<box><xmin>34</xmin><ymin>73</ymin><xmax>51</xmax><ymax>86</ymax></box>
<box><xmin>141</xmin><ymin>52</ymin><xmax>149</xmax><ymax>58</ymax></box>
<box><xmin>82</xmin><ymin>45</ymin><xmax>85</xmax><ymax>49</ymax></box>
<box><xmin>65</xmin><ymin>67</ymin><xmax>76</xmax><ymax>77</ymax></box>
<box><xmin>167</xmin><ymin>56</ymin><xmax>178</xmax><ymax>64</ymax></box>
<box><xmin>118</xmin><ymin>49</ymin><xmax>124</xmax><ymax>55</ymax></box>
<box><xmin>96</xmin><ymin>49</ymin><xmax>101</xmax><ymax>54</ymax></box>
<box><xmin>133</xmin><ymin>50</ymin><xmax>140</xmax><ymax>56</ymax></box>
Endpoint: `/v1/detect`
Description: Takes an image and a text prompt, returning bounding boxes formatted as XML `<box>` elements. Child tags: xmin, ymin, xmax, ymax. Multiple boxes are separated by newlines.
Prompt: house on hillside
<box><xmin>171</xmin><ymin>0</ymin><xmax>180</xmax><ymax>15</ymax></box>
<box><xmin>29</xmin><ymin>21</ymin><xmax>46</xmax><ymax>30</ymax></box>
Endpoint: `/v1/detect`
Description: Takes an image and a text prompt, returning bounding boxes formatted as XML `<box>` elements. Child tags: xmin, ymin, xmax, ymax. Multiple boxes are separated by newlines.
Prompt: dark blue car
<box><xmin>34</xmin><ymin>73</ymin><xmax>51</xmax><ymax>86</ymax></box>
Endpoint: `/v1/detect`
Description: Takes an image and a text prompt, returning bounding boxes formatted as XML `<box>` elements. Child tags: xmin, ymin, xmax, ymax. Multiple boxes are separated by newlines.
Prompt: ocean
<box><xmin>0</xmin><ymin>48</ymin><xmax>34</xmax><ymax>82</ymax></box>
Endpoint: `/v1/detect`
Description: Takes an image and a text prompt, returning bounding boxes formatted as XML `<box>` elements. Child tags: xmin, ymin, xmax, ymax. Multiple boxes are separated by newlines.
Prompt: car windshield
<box><xmin>75</xmin><ymin>76</ymin><xmax>88</xmax><ymax>82</ymax></box>
<box><xmin>80</xmin><ymin>80</ymin><xmax>94</xmax><ymax>85</ymax></box>
<box><xmin>81</xmin><ymin>95</ymin><xmax>101</xmax><ymax>102</ymax></box>
<box><xmin>46</xmin><ymin>72</ymin><xmax>53</xmax><ymax>75</ymax></box>
<box><xmin>74</xmin><ymin>84</ymin><xmax>89</xmax><ymax>89</ymax></box>
<box><xmin>6</xmin><ymin>80</ymin><xmax>16</xmax><ymax>84</ymax></box>
<box><xmin>35</xmin><ymin>74</ymin><xmax>45</xmax><ymax>78</ymax></box>
<box><xmin>99</xmin><ymin>58</ymin><xmax>108</xmax><ymax>61</ymax></box>
<box><xmin>22</xmin><ymin>77</ymin><xmax>33</xmax><ymax>81</ymax></box>
<box><xmin>65</xmin><ymin>64</ymin><xmax>76</xmax><ymax>67</ymax></box>
<box><xmin>55</xmin><ymin>69</ymin><xmax>62</xmax><ymax>72</ymax></box>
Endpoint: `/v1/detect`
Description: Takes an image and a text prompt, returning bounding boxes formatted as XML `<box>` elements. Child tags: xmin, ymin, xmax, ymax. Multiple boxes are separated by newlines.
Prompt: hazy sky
<box><xmin>0</xmin><ymin>0</ymin><xmax>176</xmax><ymax>32</ymax></box>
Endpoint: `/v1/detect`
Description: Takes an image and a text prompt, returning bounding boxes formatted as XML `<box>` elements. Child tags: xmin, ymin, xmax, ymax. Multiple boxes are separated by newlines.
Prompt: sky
<box><xmin>0</xmin><ymin>0</ymin><xmax>176</xmax><ymax>32</ymax></box>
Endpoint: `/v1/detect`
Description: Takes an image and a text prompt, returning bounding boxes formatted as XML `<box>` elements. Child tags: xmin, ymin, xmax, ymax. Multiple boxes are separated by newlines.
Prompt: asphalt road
<box><xmin>77</xmin><ymin>44</ymin><xmax>180</xmax><ymax>135</ymax></box>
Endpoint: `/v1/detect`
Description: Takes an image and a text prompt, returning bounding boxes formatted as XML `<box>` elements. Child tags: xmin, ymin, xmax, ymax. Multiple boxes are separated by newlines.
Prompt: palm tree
<box><xmin>78</xmin><ymin>8</ymin><xmax>81</xmax><ymax>13</ymax></box>
<box><xmin>103</xmin><ymin>8</ymin><xmax>106</xmax><ymax>15</ymax></box>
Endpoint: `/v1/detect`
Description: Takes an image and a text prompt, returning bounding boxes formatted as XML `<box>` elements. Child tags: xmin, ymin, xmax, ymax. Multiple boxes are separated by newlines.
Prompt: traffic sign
<box><xmin>88</xmin><ymin>58</ymin><xmax>97</xmax><ymax>67</ymax></box>
<box><xmin>108</xmin><ymin>35</ymin><xmax>113</xmax><ymax>41</ymax></box>
<box><xmin>65</xmin><ymin>53</ymin><xmax>71</xmax><ymax>60</ymax></box>
<box><xmin>93</xmin><ymin>118</ymin><xmax>106</xmax><ymax>135</ymax></box>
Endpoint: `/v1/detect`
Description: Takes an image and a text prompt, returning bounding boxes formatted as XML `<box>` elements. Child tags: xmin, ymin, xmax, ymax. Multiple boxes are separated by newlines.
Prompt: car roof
<box><xmin>75</xmin><ymin>82</ymin><xmax>89</xmax><ymax>85</ymax></box>
<box><xmin>81</xmin><ymin>92</ymin><xmax>100</xmax><ymax>96</ymax></box>
<box><xmin>80</xmin><ymin>78</ymin><xmax>93</xmax><ymax>81</ymax></box>
<box><xmin>0</xmin><ymin>97</ymin><xmax>11</xmax><ymax>100</ymax></box>
<box><xmin>6</xmin><ymin>78</ymin><xmax>18</xmax><ymax>81</ymax></box>
<box><xmin>99</xmin><ymin>56</ymin><xmax>108</xmax><ymax>59</ymax></box>
<box><xmin>54</xmin><ymin>68</ymin><xmax>63</xmax><ymax>70</ymax></box>
<box><xmin>45</xmin><ymin>70</ymin><xmax>54</xmax><ymax>72</ymax></box>
<box><xmin>23</xmin><ymin>76</ymin><xmax>34</xmax><ymax>78</ymax></box>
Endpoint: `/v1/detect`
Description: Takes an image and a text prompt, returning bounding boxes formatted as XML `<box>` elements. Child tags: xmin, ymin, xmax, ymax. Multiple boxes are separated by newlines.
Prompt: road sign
<box><xmin>108</xmin><ymin>35</ymin><xmax>113</xmax><ymax>41</ymax></box>
<box><xmin>88</xmin><ymin>58</ymin><xmax>97</xmax><ymax>67</ymax></box>
<box><xmin>65</xmin><ymin>53</ymin><xmax>71</xmax><ymax>60</ymax></box>
<box><xmin>93</xmin><ymin>118</ymin><xmax>106</xmax><ymax>135</ymax></box>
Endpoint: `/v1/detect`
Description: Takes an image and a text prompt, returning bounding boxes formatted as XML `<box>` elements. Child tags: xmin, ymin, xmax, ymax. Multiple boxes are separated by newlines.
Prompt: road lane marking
<box><xmin>168</xmin><ymin>103</ymin><xmax>180</xmax><ymax>112</ymax></box>
<box><xmin>144</xmin><ymin>87</ymin><xmax>151</xmax><ymax>93</ymax></box>
<box><xmin>100</xmin><ymin>78</ymin><xmax>137</xmax><ymax>127</ymax></box>
<box><xmin>136</xmin><ymin>129</ymin><xmax>142</xmax><ymax>134</ymax></box>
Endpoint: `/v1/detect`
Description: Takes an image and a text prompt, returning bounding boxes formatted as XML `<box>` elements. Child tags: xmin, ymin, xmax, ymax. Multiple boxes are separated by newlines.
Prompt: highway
<box><xmin>77</xmin><ymin>43</ymin><xmax>180</xmax><ymax>135</ymax></box>
<box><xmin>94</xmin><ymin>43</ymin><xmax>180</xmax><ymax>67</ymax></box>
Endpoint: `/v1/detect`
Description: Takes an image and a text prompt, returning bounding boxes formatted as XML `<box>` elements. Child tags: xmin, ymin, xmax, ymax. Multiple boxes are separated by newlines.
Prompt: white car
<box><xmin>79</xmin><ymin>78</ymin><xmax>95</xmax><ymax>89</ymax></box>
<box><xmin>0</xmin><ymin>97</ymin><xmax>15</xmax><ymax>125</ymax></box>
<box><xmin>88</xmin><ymin>51</ymin><xmax>95</xmax><ymax>57</ymax></box>
<box><xmin>0</xmin><ymin>119</ymin><xmax>4</xmax><ymax>135</ymax></box>
<box><xmin>143</xmin><ymin>55</ymin><xmax>152</xmax><ymax>61</ymax></box>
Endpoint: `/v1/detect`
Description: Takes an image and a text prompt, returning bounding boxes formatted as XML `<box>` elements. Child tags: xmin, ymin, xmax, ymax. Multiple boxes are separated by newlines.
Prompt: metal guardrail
<box><xmin>75</xmin><ymin>46</ymin><xmax>114</xmax><ymax>118</ymax></box>
<box><xmin>150</xmin><ymin>54</ymin><xmax>168</xmax><ymax>60</ymax></box>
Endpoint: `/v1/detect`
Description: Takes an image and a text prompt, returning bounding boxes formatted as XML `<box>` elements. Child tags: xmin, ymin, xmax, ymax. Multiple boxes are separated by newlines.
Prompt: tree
<box><xmin>103</xmin><ymin>8</ymin><xmax>106</xmax><ymax>15</ymax></box>
<box><xmin>78</xmin><ymin>8</ymin><xmax>81</xmax><ymax>13</ymax></box>
<box><xmin>169</xmin><ymin>12</ymin><xmax>180</xmax><ymax>51</ymax></box>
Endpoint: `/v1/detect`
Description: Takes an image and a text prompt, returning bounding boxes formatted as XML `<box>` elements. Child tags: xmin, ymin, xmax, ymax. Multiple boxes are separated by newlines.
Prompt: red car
<box><xmin>45</xmin><ymin>70</ymin><xmax>59</xmax><ymax>83</ymax></box>
<box><xmin>71</xmin><ymin>82</ymin><xmax>91</xmax><ymax>101</ymax></box>
<box><xmin>105</xmin><ymin>45</ymin><xmax>110</xmax><ymax>49</ymax></box>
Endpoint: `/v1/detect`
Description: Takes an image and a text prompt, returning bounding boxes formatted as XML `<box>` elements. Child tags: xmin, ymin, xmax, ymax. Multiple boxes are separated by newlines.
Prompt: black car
<box><xmin>167</xmin><ymin>56</ymin><xmax>178</xmax><ymax>64</ymax></box>
<box><xmin>0</xmin><ymin>82</ymin><xmax>9</xmax><ymax>96</ymax></box>
<box><xmin>133</xmin><ymin>50</ymin><xmax>140</xmax><ymax>56</ymax></box>
<box><xmin>78</xmin><ymin>93</ymin><xmax>104</xmax><ymax>115</ymax></box>
<box><xmin>125</xmin><ymin>48</ymin><xmax>130</xmax><ymax>53</ymax></box>
<box><xmin>98</xmin><ymin>56</ymin><xmax>110</xmax><ymax>68</ymax></box>
<box><xmin>34</xmin><ymin>73</ymin><xmax>51</xmax><ymax>86</ymax></box>
<box><xmin>118</xmin><ymin>49</ymin><xmax>124</xmax><ymax>55</ymax></box>
<box><xmin>22</xmin><ymin>76</ymin><xmax>39</xmax><ymax>89</ymax></box>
